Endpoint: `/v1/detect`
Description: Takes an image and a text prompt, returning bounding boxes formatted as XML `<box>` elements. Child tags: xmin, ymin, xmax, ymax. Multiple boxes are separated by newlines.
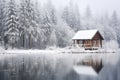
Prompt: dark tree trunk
<box><xmin>23</xmin><ymin>34</ymin><xmax>25</xmax><ymax>48</ymax></box>
<box><xmin>29</xmin><ymin>34</ymin><xmax>31</xmax><ymax>49</ymax></box>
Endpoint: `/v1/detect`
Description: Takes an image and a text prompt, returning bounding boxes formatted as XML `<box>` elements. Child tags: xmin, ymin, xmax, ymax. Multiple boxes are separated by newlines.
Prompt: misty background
<box><xmin>39</xmin><ymin>0</ymin><xmax>120</xmax><ymax>16</ymax></box>
<box><xmin>0</xmin><ymin>0</ymin><xmax>120</xmax><ymax>49</ymax></box>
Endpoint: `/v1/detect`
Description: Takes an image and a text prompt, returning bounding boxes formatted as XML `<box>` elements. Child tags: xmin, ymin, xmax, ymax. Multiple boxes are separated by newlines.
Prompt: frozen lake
<box><xmin>0</xmin><ymin>49</ymin><xmax>120</xmax><ymax>80</ymax></box>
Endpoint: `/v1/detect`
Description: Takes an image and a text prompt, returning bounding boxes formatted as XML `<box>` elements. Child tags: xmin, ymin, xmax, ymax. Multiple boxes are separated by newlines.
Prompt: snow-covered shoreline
<box><xmin>0</xmin><ymin>48</ymin><xmax>119</xmax><ymax>65</ymax></box>
<box><xmin>0</xmin><ymin>47</ymin><xmax>118</xmax><ymax>54</ymax></box>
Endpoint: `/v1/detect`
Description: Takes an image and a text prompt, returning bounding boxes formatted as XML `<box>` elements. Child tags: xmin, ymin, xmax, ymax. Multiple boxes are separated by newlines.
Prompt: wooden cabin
<box><xmin>72</xmin><ymin>30</ymin><xmax>104</xmax><ymax>50</ymax></box>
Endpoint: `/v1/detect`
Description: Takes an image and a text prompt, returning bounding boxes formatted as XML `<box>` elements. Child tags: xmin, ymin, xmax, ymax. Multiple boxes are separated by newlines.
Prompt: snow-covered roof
<box><xmin>72</xmin><ymin>29</ymin><xmax>98</xmax><ymax>40</ymax></box>
<box><xmin>73</xmin><ymin>65</ymin><xmax>97</xmax><ymax>76</ymax></box>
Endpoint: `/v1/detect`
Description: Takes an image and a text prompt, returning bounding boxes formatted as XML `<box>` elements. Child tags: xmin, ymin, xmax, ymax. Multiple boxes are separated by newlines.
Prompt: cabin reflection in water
<box><xmin>74</xmin><ymin>57</ymin><xmax>103</xmax><ymax>74</ymax></box>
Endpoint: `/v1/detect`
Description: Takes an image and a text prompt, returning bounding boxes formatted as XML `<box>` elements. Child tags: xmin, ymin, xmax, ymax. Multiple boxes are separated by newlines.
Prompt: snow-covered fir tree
<box><xmin>4</xmin><ymin>0</ymin><xmax>19</xmax><ymax>49</ymax></box>
<box><xmin>85</xmin><ymin>5</ymin><xmax>92</xmax><ymax>20</ymax></box>
<box><xmin>42</xmin><ymin>0</ymin><xmax>58</xmax><ymax>47</ymax></box>
<box><xmin>19</xmin><ymin>0</ymin><xmax>40</xmax><ymax>49</ymax></box>
<box><xmin>19</xmin><ymin>0</ymin><xmax>27</xmax><ymax>48</ymax></box>
<box><xmin>81</xmin><ymin>5</ymin><xmax>94</xmax><ymax>29</ymax></box>
<box><xmin>62</xmin><ymin>1</ymin><xmax>81</xmax><ymax>32</ymax></box>
<box><xmin>0</xmin><ymin>0</ymin><xmax>6</xmax><ymax>41</ymax></box>
<box><xmin>110</xmin><ymin>11</ymin><xmax>120</xmax><ymax>46</ymax></box>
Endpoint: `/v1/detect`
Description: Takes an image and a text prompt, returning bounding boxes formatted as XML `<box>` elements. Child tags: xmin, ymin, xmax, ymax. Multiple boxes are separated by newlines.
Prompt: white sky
<box><xmin>38</xmin><ymin>0</ymin><xmax>120</xmax><ymax>16</ymax></box>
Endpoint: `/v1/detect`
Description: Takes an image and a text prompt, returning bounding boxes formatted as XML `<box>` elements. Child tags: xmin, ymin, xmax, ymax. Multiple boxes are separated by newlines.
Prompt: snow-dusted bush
<box><xmin>0</xmin><ymin>46</ymin><xmax>5</xmax><ymax>52</ymax></box>
<box><xmin>104</xmin><ymin>40</ymin><xmax>119</xmax><ymax>50</ymax></box>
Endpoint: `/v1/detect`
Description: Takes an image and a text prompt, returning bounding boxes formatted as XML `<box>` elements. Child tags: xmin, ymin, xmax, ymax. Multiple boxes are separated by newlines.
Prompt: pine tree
<box><xmin>62</xmin><ymin>1</ymin><xmax>81</xmax><ymax>32</ymax></box>
<box><xmin>19</xmin><ymin>0</ymin><xmax>39</xmax><ymax>49</ymax></box>
<box><xmin>99</xmin><ymin>12</ymin><xmax>117</xmax><ymax>40</ymax></box>
<box><xmin>19</xmin><ymin>0</ymin><xmax>27</xmax><ymax>48</ymax></box>
<box><xmin>33</xmin><ymin>1</ymin><xmax>48</xmax><ymax>49</ymax></box>
<box><xmin>25</xmin><ymin>0</ymin><xmax>36</xmax><ymax>49</ymax></box>
<box><xmin>0</xmin><ymin>0</ymin><xmax>6</xmax><ymax>42</ymax></box>
<box><xmin>4</xmin><ymin>0</ymin><xmax>19</xmax><ymax>49</ymax></box>
<box><xmin>44</xmin><ymin>0</ymin><xmax>57</xmax><ymax>25</ymax></box>
<box><xmin>82</xmin><ymin>5</ymin><xmax>93</xmax><ymax>29</ymax></box>
<box><xmin>85</xmin><ymin>5</ymin><xmax>92</xmax><ymax>20</ymax></box>
<box><xmin>110</xmin><ymin>11</ymin><xmax>120</xmax><ymax>46</ymax></box>
<box><xmin>41</xmin><ymin>0</ymin><xmax>57</xmax><ymax>47</ymax></box>
<box><xmin>0</xmin><ymin>0</ymin><xmax>3</xmax><ymax>38</ymax></box>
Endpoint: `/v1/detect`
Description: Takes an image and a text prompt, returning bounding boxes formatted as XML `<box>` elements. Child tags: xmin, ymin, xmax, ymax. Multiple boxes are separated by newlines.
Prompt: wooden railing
<box><xmin>72</xmin><ymin>44</ymin><xmax>100</xmax><ymax>50</ymax></box>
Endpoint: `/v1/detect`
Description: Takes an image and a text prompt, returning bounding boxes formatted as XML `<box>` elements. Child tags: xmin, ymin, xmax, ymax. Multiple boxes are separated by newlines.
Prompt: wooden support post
<box><xmin>100</xmin><ymin>40</ymin><xmax>102</xmax><ymax>48</ymax></box>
